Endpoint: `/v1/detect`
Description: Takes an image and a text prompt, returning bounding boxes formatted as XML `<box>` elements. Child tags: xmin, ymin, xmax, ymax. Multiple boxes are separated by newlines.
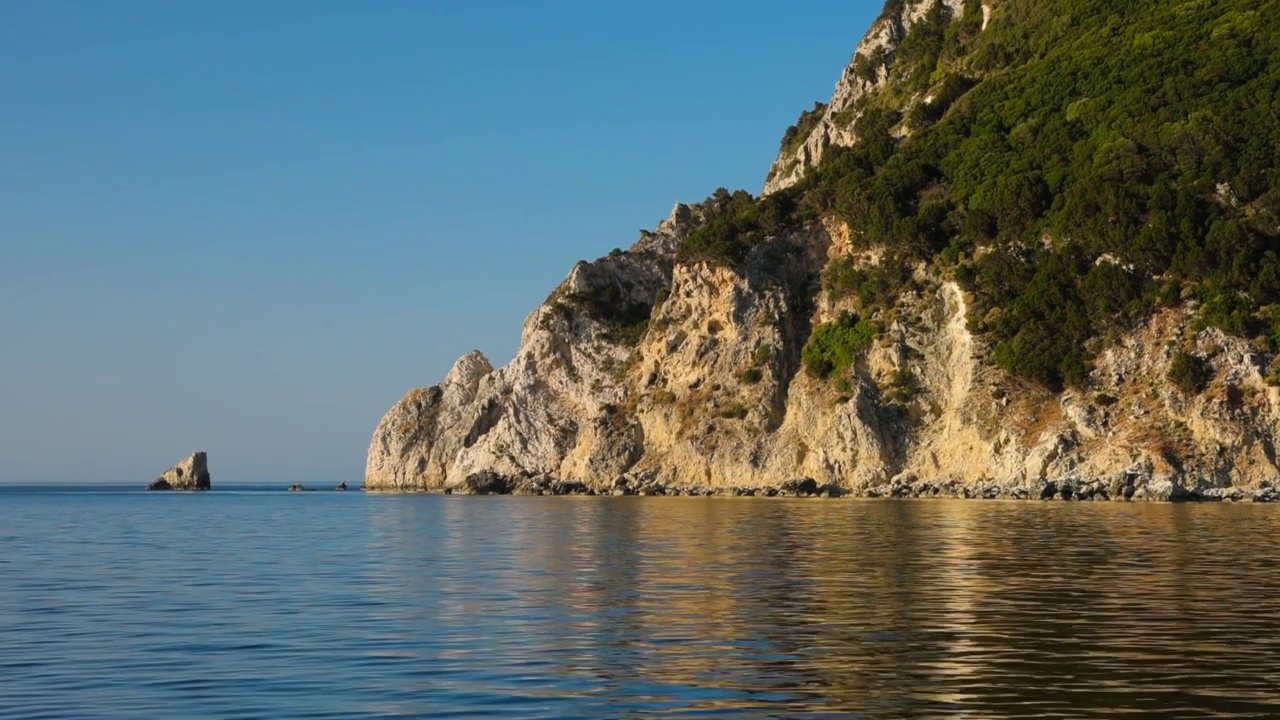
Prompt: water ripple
<box><xmin>1</xmin><ymin>490</ymin><xmax>1279</xmax><ymax>718</ymax></box>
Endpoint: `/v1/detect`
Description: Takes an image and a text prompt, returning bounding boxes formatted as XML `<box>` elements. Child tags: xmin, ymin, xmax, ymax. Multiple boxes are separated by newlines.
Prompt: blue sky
<box><xmin>0</xmin><ymin>1</ymin><xmax>881</xmax><ymax>483</ymax></box>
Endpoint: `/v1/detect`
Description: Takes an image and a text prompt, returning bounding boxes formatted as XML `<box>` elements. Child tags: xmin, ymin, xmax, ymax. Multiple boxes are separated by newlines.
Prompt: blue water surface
<box><xmin>2</xmin><ymin>485</ymin><xmax>1279</xmax><ymax>719</ymax></box>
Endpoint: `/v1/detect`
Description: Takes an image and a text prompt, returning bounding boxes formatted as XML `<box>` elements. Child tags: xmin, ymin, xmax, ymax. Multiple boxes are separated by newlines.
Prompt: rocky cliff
<box><xmin>763</xmin><ymin>0</ymin><xmax>972</xmax><ymax>196</ymax></box>
<box><xmin>147</xmin><ymin>451</ymin><xmax>211</xmax><ymax>491</ymax></box>
<box><xmin>366</xmin><ymin>204</ymin><xmax>1280</xmax><ymax>500</ymax></box>
<box><xmin>365</xmin><ymin>0</ymin><xmax>1280</xmax><ymax>500</ymax></box>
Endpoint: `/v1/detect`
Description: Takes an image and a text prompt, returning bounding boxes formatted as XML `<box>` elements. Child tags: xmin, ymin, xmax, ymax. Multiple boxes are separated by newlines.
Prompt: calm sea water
<box><xmin>2</xmin><ymin>486</ymin><xmax>1279</xmax><ymax>719</ymax></box>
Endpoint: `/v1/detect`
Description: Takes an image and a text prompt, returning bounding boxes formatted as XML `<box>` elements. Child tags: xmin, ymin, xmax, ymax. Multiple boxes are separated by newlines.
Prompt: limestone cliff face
<box><xmin>763</xmin><ymin>0</ymin><xmax>972</xmax><ymax>196</ymax></box>
<box><xmin>365</xmin><ymin>206</ymin><xmax>690</xmax><ymax>492</ymax></box>
<box><xmin>364</xmin><ymin>0</ymin><xmax>1280</xmax><ymax>500</ymax></box>
<box><xmin>365</xmin><ymin>205</ymin><xmax>1280</xmax><ymax>499</ymax></box>
<box><xmin>147</xmin><ymin>451</ymin><xmax>210</xmax><ymax>491</ymax></box>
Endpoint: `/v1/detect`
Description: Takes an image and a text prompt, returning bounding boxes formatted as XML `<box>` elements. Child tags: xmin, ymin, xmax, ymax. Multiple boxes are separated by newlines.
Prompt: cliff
<box><xmin>366</xmin><ymin>0</ymin><xmax>1280</xmax><ymax>500</ymax></box>
<box><xmin>763</xmin><ymin>0</ymin><xmax>971</xmax><ymax>196</ymax></box>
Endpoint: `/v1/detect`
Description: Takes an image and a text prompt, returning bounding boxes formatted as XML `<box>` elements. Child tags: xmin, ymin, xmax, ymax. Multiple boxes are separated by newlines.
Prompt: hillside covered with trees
<box><xmin>683</xmin><ymin>0</ymin><xmax>1280</xmax><ymax>390</ymax></box>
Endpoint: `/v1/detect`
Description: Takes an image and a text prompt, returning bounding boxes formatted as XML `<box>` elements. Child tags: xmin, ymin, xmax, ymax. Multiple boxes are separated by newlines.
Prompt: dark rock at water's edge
<box><xmin>779</xmin><ymin>477</ymin><xmax>820</xmax><ymax>497</ymax></box>
<box><xmin>460</xmin><ymin>471</ymin><xmax>515</xmax><ymax>495</ymax></box>
<box><xmin>366</xmin><ymin>469</ymin><xmax>1279</xmax><ymax>503</ymax></box>
<box><xmin>146</xmin><ymin>452</ymin><xmax>210</xmax><ymax>491</ymax></box>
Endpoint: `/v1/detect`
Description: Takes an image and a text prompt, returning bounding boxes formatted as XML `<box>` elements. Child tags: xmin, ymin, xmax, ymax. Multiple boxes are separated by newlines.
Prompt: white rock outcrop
<box><xmin>147</xmin><ymin>451</ymin><xmax>211</xmax><ymax>491</ymax></box>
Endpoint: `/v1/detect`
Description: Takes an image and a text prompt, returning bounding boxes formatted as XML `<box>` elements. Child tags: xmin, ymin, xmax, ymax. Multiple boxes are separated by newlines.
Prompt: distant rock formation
<box><xmin>147</xmin><ymin>451</ymin><xmax>210</xmax><ymax>491</ymax></box>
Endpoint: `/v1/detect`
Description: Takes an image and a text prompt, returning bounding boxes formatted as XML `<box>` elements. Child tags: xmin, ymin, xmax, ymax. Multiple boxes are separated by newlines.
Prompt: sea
<box><xmin>2</xmin><ymin>484</ymin><xmax>1279</xmax><ymax>719</ymax></box>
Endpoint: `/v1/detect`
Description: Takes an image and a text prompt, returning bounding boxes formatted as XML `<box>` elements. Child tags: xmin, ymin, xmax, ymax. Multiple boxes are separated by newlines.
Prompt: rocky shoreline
<box><xmin>363</xmin><ymin>470</ymin><xmax>1279</xmax><ymax>503</ymax></box>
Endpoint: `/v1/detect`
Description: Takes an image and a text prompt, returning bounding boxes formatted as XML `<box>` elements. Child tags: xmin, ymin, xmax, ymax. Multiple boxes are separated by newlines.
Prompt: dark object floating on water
<box><xmin>335</xmin><ymin>481</ymin><xmax>347</xmax><ymax>491</ymax></box>
<box><xmin>146</xmin><ymin>452</ymin><xmax>211</xmax><ymax>491</ymax></box>
<box><xmin>288</xmin><ymin>484</ymin><xmax>315</xmax><ymax>492</ymax></box>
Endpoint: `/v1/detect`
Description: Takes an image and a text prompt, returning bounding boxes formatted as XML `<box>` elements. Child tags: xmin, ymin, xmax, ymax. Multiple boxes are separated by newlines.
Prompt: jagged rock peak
<box><xmin>147</xmin><ymin>451</ymin><xmax>211</xmax><ymax>491</ymax></box>
<box><xmin>762</xmin><ymin>0</ymin><xmax>972</xmax><ymax>195</ymax></box>
<box><xmin>630</xmin><ymin>201</ymin><xmax>702</xmax><ymax>256</ymax></box>
<box><xmin>444</xmin><ymin>351</ymin><xmax>493</xmax><ymax>400</ymax></box>
<box><xmin>658</xmin><ymin>202</ymin><xmax>692</xmax><ymax>234</ymax></box>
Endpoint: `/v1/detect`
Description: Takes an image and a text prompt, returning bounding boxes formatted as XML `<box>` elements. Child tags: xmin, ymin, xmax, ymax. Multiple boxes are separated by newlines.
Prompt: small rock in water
<box><xmin>147</xmin><ymin>452</ymin><xmax>210</xmax><ymax>491</ymax></box>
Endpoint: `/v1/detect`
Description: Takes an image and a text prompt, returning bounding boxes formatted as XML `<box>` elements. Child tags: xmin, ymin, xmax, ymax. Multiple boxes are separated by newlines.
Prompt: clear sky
<box><xmin>0</xmin><ymin>1</ymin><xmax>881</xmax><ymax>483</ymax></box>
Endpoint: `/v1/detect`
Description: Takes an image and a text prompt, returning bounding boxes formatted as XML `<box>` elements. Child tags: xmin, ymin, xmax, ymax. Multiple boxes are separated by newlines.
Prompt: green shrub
<box><xmin>823</xmin><ymin>255</ymin><xmax>918</xmax><ymax>311</ymax></box>
<box><xmin>907</xmin><ymin>73</ymin><xmax>976</xmax><ymax>129</ymax></box>
<box><xmin>824</xmin><ymin>257</ymin><xmax>860</xmax><ymax>301</ymax></box>
<box><xmin>677</xmin><ymin>187</ymin><xmax>802</xmax><ymax>267</ymax></box>
<box><xmin>1168</xmin><ymin>352</ymin><xmax>1213</xmax><ymax>394</ymax></box>
<box><xmin>853</xmin><ymin>47</ymin><xmax>888</xmax><ymax>82</ymax></box>
<box><xmin>563</xmin><ymin>285</ymin><xmax>651</xmax><ymax>345</ymax></box>
<box><xmin>888</xmin><ymin>368</ymin><xmax>919</xmax><ymax>403</ymax></box>
<box><xmin>802</xmin><ymin>312</ymin><xmax>876</xmax><ymax>379</ymax></box>
<box><xmin>779</xmin><ymin>102</ymin><xmax>827</xmax><ymax>156</ymax></box>
<box><xmin>753</xmin><ymin>343</ymin><xmax>773</xmax><ymax>366</ymax></box>
<box><xmin>1266</xmin><ymin>361</ymin><xmax>1280</xmax><ymax>387</ymax></box>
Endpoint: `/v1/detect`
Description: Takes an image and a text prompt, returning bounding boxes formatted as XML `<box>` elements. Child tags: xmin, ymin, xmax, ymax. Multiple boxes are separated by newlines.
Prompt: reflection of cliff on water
<box><xmin>359</xmin><ymin>497</ymin><xmax>1280</xmax><ymax>718</ymax></box>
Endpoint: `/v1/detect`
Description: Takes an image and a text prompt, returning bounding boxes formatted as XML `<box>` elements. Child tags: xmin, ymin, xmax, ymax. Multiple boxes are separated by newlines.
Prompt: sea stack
<box><xmin>146</xmin><ymin>451</ymin><xmax>211</xmax><ymax>491</ymax></box>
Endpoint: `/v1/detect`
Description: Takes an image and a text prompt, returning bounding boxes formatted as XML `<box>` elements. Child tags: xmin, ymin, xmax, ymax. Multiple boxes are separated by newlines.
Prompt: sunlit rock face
<box><xmin>147</xmin><ymin>452</ymin><xmax>211</xmax><ymax>491</ymax></box>
<box><xmin>364</xmin><ymin>0</ymin><xmax>1280</xmax><ymax>501</ymax></box>
<box><xmin>364</xmin><ymin>200</ymin><xmax>1280</xmax><ymax>499</ymax></box>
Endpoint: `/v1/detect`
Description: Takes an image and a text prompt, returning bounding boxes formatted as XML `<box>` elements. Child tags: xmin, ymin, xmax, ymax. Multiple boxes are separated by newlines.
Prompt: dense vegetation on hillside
<box><xmin>679</xmin><ymin>0</ymin><xmax>1280</xmax><ymax>390</ymax></box>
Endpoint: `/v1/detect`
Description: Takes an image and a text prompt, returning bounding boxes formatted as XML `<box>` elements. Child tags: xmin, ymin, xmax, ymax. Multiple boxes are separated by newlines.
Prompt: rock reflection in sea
<box><xmin>359</xmin><ymin>498</ymin><xmax>1280</xmax><ymax>719</ymax></box>
<box><xmin>4</xmin><ymin>492</ymin><xmax>1279</xmax><ymax>719</ymax></box>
